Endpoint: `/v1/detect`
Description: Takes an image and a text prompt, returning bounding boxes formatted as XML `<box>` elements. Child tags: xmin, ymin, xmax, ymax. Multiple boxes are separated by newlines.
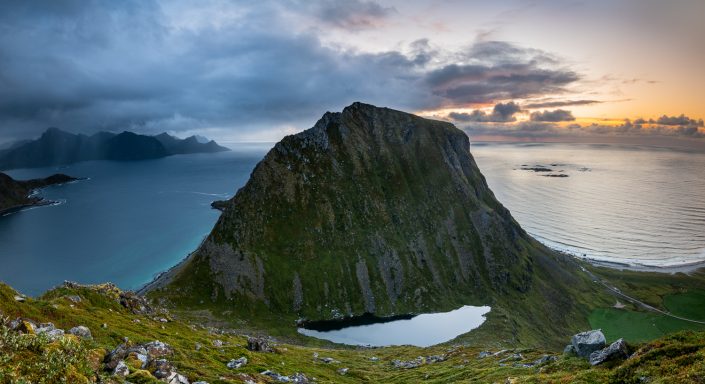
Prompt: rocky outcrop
<box><xmin>589</xmin><ymin>338</ymin><xmax>629</xmax><ymax>365</ymax></box>
<box><xmin>146</xmin><ymin>102</ymin><xmax>596</xmax><ymax>346</ymax></box>
<box><xmin>0</xmin><ymin>172</ymin><xmax>80</xmax><ymax>215</ymax></box>
<box><xmin>571</xmin><ymin>330</ymin><xmax>607</xmax><ymax>358</ymax></box>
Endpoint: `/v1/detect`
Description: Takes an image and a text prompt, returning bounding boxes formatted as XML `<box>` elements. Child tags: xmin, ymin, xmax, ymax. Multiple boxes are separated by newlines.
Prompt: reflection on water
<box><xmin>471</xmin><ymin>142</ymin><xmax>705</xmax><ymax>267</ymax></box>
<box><xmin>298</xmin><ymin>305</ymin><xmax>491</xmax><ymax>347</ymax></box>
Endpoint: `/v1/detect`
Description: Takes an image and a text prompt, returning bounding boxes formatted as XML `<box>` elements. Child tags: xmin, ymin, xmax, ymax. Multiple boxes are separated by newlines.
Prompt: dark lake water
<box><xmin>298</xmin><ymin>305</ymin><xmax>491</xmax><ymax>347</ymax></box>
<box><xmin>1</xmin><ymin>146</ymin><xmax>270</xmax><ymax>295</ymax></box>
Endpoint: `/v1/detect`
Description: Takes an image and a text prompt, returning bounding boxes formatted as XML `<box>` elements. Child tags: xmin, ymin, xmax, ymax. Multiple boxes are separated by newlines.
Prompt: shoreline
<box><xmin>553</xmin><ymin>247</ymin><xmax>705</xmax><ymax>274</ymax></box>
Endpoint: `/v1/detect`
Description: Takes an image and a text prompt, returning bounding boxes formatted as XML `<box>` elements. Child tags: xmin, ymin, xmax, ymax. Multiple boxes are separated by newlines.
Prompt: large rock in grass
<box><xmin>589</xmin><ymin>338</ymin><xmax>629</xmax><ymax>365</ymax></box>
<box><xmin>571</xmin><ymin>330</ymin><xmax>606</xmax><ymax>358</ymax></box>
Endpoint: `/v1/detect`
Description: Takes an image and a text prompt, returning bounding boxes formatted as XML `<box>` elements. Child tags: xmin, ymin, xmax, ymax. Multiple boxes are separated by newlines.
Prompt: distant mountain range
<box><xmin>0</xmin><ymin>128</ymin><xmax>229</xmax><ymax>170</ymax></box>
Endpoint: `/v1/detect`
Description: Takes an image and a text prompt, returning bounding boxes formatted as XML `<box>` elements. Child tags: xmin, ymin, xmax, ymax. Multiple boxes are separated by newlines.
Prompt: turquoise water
<box><xmin>0</xmin><ymin>146</ymin><xmax>270</xmax><ymax>295</ymax></box>
<box><xmin>2</xmin><ymin>141</ymin><xmax>704</xmax><ymax>297</ymax></box>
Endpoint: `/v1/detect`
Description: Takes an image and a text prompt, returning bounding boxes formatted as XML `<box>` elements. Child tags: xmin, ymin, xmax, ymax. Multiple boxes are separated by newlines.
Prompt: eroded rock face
<box><xmin>150</xmin><ymin>102</ymin><xmax>586</xmax><ymax>335</ymax></box>
<box><xmin>571</xmin><ymin>330</ymin><xmax>607</xmax><ymax>358</ymax></box>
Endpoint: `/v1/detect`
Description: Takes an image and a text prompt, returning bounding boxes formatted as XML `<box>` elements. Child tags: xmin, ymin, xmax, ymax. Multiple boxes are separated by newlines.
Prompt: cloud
<box><xmin>655</xmin><ymin>114</ymin><xmax>704</xmax><ymax>127</ymax></box>
<box><xmin>461</xmin><ymin>114</ymin><xmax>705</xmax><ymax>142</ymax></box>
<box><xmin>313</xmin><ymin>0</ymin><xmax>395</xmax><ymax>30</ymax></box>
<box><xmin>530</xmin><ymin>109</ymin><xmax>575</xmax><ymax>122</ymax></box>
<box><xmin>523</xmin><ymin>99</ymin><xmax>601</xmax><ymax>109</ymax></box>
<box><xmin>0</xmin><ymin>1</ymin><xmax>588</xmax><ymax>145</ymax></box>
<box><xmin>424</xmin><ymin>41</ymin><xmax>580</xmax><ymax>106</ymax></box>
<box><xmin>448</xmin><ymin>101</ymin><xmax>521</xmax><ymax>122</ymax></box>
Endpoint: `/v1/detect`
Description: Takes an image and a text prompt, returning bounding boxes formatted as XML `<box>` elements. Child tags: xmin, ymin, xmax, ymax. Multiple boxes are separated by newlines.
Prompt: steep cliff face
<box><xmin>150</xmin><ymin>103</ymin><xmax>597</xmax><ymax>343</ymax></box>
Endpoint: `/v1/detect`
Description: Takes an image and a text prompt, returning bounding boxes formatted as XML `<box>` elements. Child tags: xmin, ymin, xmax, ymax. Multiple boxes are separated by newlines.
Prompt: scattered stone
<box><xmin>160</xmin><ymin>318</ymin><xmax>169</xmax><ymax>323</ymax></box>
<box><xmin>337</xmin><ymin>368</ymin><xmax>349</xmax><ymax>375</ymax></box>
<box><xmin>247</xmin><ymin>336</ymin><xmax>273</xmax><ymax>352</ymax></box>
<box><xmin>369</xmin><ymin>356</ymin><xmax>379</xmax><ymax>362</ymax></box>
<box><xmin>532</xmin><ymin>355</ymin><xmax>558</xmax><ymax>366</ymax></box>
<box><xmin>143</xmin><ymin>340</ymin><xmax>174</xmax><ymax>358</ymax></box>
<box><xmin>195</xmin><ymin>342</ymin><xmax>202</xmax><ymax>351</ymax></box>
<box><xmin>66</xmin><ymin>295</ymin><xmax>82</xmax><ymax>303</ymax></box>
<box><xmin>9</xmin><ymin>318</ymin><xmax>36</xmax><ymax>334</ymax></box>
<box><xmin>478</xmin><ymin>351</ymin><xmax>492</xmax><ymax>359</ymax></box>
<box><xmin>13</xmin><ymin>295</ymin><xmax>25</xmax><ymax>302</ymax></box>
<box><xmin>113</xmin><ymin>360</ymin><xmax>130</xmax><ymax>376</ymax></box>
<box><xmin>152</xmin><ymin>358</ymin><xmax>176</xmax><ymax>379</ymax></box>
<box><xmin>563</xmin><ymin>344</ymin><xmax>577</xmax><ymax>356</ymax></box>
<box><xmin>571</xmin><ymin>330</ymin><xmax>606</xmax><ymax>358</ymax></box>
<box><xmin>68</xmin><ymin>325</ymin><xmax>92</xmax><ymax>339</ymax></box>
<box><xmin>193</xmin><ymin>382</ymin><xmax>209</xmax><ymax>384</ymax></box>
<box><xmin>320</xmin><ymin>357</ymin><xmax>338</xmax><ymax>364</ymax></box>
<box><xmin>589</xmin><ymin>338</ymin><xmax>629</xmax><ymax>366</ymax></box>
<box><xmin>164</xmin><ymin>372</ymin><xmax>190</xmax><ymax>384</ymax></box>
<box><xmin>101</xmin><ymin>323</ymin><xmax>108</xmax><ymax>329</ymax></box>
<box><xmin>119</xmin><ymin>291</ymin><xmax>154</xmax><ymax>315</ymax></box>
<box><xmin>128</xmin><ymin>352</ymin><xmax>149</xmax><ymax>369</ymax></box>
<box><xmin>36</xmin><ymin>323</ymin><xmax>64</xmax><ymax>340</ymax></box>
<box><xmin>291</xmin><ymin>373</ymin><xmax>311</xmax><ymax>383</ymax></box>
<box><xmin>212</xmin><ymin>339</ymin><xmax>224</xmax><ymax>347</ymax></box>
<box><xmin>261</xmin><ymin>370</ymin><xmax>292</xmax><ymax>382</ymax></box>
<box><xmin>227</xmin><ymin>357</ymin><xmax>248</xmax><ymax>369</ymax></box>
<box><xmin>498</xmin><ymin>353</ymin><xmax>523</xmax><ymax>363</ymax></box>
<box><xmin>392</xmin><ymin>357</ymin><xmax>423</xmax><ymax>369</ymax></box>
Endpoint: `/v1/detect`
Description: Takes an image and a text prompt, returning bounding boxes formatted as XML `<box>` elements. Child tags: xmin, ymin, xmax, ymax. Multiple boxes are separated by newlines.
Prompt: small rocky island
<box><xmin>0</xmin><ymin>172</ymin><xmax>81</xmax><ymax>215</ymax></box>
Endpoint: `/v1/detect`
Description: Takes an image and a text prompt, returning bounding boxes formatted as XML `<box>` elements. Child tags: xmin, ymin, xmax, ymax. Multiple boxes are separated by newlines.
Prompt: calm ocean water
<box><xmin>1</xmin><ymin>142</ymin><xmax>704</xmax><ymax>296</ymax></box>
<box><xmin>0</xmin><ymin>146</ymin><xmax>270</xmax><ymax>295</ymax></box>
<box><xmin>471</xmin><ymin>142</ymin><xmax>705</xmax><ymax>269</ymax></box>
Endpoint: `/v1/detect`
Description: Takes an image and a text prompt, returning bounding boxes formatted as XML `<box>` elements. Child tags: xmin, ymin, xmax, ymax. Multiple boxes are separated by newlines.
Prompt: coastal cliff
<box><xmin>146</xmin><ymin>102</ymin><xmax>604</xmax><ymax>347</ymax></box>
<box><xmin>0</xmin><ymin>172</ymin><xmax>79</xmax><ymax>215</ymax></box>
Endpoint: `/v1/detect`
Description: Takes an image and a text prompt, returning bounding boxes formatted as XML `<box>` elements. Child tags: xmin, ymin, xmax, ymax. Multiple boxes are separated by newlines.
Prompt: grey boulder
<box><xmin>68</xmin><ymin>325</ymin><xmax>92</xmax><ymax>339</ymax></box>
<box><xmin>589</xmin><ymin>338</ymin><xmax>629</xmax><ymax>366</ymax></box>
<box><xmin>571</xmin><ymin>329</ymin><xmax>606</xmax><ymax>358</ymax></box>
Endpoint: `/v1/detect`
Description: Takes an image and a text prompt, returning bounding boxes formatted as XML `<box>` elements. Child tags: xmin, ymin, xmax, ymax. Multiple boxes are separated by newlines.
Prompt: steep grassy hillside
<box><xmin>2</xmin><ymin>282</ymin><xmax>704</xmax><ymax>383</ymax></box>
<box><xmin>145</xmin><ymin>103</ymin><xmax>611</xmax><ymax>348</ymax></box>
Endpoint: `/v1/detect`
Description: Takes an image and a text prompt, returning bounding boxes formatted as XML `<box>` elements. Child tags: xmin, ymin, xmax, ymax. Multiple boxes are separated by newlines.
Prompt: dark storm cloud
<box><xmin>530</xmin><ymin>109</ymin><xmax>575</xmax><ymax>122</ymax></box>
<box><xmin>425</xmin><ymin>41</ymin><xmax>579</xmax><ymax>106</ymax></box>
<box><xmin>523</xmin><ymin>99</ymin><xmax>601</xmax><ymax>109</ymax></box>
<box><xmin>0</xmin><ymin>2</ymin><xmax>585</xmax><ymax>143</ymax></box>
<box><xmin>448</xmin><ymin>101</ymin><xmax>521</xmax><ymax>123</ymax></box>
<box><xmin>313</xmin><ymin>0</ymin><xmax>396</xmax><ymax>30</ymax></box>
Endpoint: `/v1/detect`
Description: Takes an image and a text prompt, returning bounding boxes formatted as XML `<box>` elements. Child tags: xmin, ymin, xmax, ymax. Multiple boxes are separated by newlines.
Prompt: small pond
<box><xmin>298</xmin><ymin>305</ymin><xmax>491</xmax><ymax>347</ymax></box>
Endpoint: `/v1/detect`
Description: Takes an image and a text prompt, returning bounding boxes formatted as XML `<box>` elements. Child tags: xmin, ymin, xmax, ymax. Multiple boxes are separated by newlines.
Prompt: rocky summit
<box><xmin>147</xmin><ymin>102</ymin><xmax>601</xmax><ymax>346</ymax></box>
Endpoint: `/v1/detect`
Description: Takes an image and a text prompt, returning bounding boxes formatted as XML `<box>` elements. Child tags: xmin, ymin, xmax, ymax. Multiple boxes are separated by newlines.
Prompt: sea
<box><xmin>1</xmin><ymin>142</ymin><xmax>704</xmax><ymax>296</ymax></box>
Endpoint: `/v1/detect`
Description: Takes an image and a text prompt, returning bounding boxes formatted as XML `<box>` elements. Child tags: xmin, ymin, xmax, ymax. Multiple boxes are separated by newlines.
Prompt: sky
<box><xmin>0</xmin><ymin>0</ymin><xmax>703</xmax><ymax>148</ymax></box>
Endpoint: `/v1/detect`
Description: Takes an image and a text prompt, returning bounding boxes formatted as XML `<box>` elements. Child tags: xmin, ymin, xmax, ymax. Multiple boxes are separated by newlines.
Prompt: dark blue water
<box><xmin>0</xmin><ymin>145</ymin><xmax>270</xmax><ymax>295</ymax></box>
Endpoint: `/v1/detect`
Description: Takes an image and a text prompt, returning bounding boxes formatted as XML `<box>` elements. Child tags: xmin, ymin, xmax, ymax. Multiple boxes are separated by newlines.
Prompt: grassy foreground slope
<box><xmin>1</xmin><ymin>282</ymin><xmax>705</xmax><ymax>383</ymax></box>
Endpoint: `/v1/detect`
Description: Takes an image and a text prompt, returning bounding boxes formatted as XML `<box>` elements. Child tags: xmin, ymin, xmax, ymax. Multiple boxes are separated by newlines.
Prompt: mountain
<box><xmin>146</xmin><ymin>102</ymin><xmax>605</xmax><ymax>347</ymax></box>
<box><xmin>0</xmin><ymin>128</ymin><xmax>229</xmax><ymax>170</ymax></box>
<box><xmin>0</xmin><ymin>172</ymin><xmax>79</xmax><ymax>215</ymax></box>
<box><xmin>154</xmin><ymin>132</ymin><xmax>230</xmax><ymax>154</ymax></box>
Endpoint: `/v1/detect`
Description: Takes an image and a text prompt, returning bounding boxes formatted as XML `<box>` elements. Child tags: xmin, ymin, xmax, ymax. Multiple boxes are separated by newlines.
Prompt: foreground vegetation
<box><xmin>1</xmin><ymin>281</ymin><xmax>705</xmax><ymax>383</ymax></box>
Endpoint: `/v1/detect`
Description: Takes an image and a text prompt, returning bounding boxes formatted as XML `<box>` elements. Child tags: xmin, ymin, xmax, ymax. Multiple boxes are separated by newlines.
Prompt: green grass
<box><xmin>664</xmin><ymin>289</ymin><xmax>705</xmax><ymax>320</ymax></box>
<box><xmin>589</xmin><ymin>308</ymin><xmax>705</xmax><ymax>343</ymax></box>
<box><xmin>2</xmin><ymin>281</ymin><xmax>705</xmax><ymax>383</ymax></box>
